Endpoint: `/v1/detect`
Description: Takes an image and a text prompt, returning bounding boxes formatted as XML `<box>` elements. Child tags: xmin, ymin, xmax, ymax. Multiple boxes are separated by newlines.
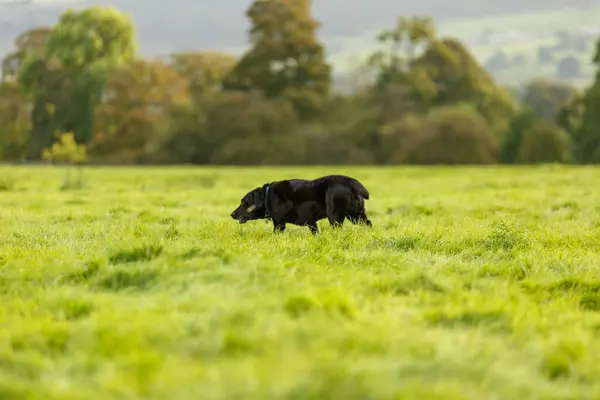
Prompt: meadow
<box><xmin>1</xmin><ymin>165</ymin><xmax>600</xmax><ymax>399</ymax></box>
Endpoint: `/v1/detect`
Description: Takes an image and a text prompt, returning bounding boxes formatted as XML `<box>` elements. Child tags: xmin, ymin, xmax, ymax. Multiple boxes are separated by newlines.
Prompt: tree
<box><xmin>1</xmin><ymin>26</ymin><xmax>52</xmax><ymax>83</ymax></box>
<box><xmin>522</xmin><ymin>79</ymin><xmax>578</xmax><ymax>121</ymax></box>
<box><xmin>381</xmin><ymin>105</ymin><xmax>498</xmax><ymax>164</ymax></box>
<box><xmin>147</xmin><ymin>102</ymin><xmax>210</xmax><ymax>164</ymax></box>
<box><xmin>398</xmin><ymin>16</ymin><xmax>436</xmax><ymax>60</ymax></box>
<box><xmin>224</xmin><ymin>0</ymin><xmax>331</xmax><ymax>120</ymax></box>
<box><xmin>45</xmin><ymin>7</ymin><xmax>136</xmax><ymax>71</ymax></box>
<box><xmin>206</xmin><ymin>92</ymin><xmax>302</xmax><ymax>164</ymax></box>
<box><xmin>500</xmin><ymin>108</ymin><xmax>538</xmax><ymax>164</ymax></box>
<box><xmin>574</xmin><ymin>38</ymin><xmax>600</xmax><ymax>163</ymax></box>
<box><xmin>407</xmin><ymin>105</ymin><xmax>499</xmax><ymax>164</ymax></box>
<box><xmin>12</xmin><ymin>8</ymin><xmax>136</xmax><ymax>160</ymax></box>
<box><xmin>0</xmin><ymin>26</ymin><xmax>54</xmax><ymax>160</ymax></box>
<box><xmin>39</xmin><ymin>6</ymin><xmax>136</xmax><ymax>145</ymax></box>
<box><xmin>154</xmin><ymin>91</ymin><xmax>302</xmax><ymax>164</ymax></box>
<box><xmin>410</xmin><ymin>38</ymin><xmax>518</xmax><ymax>132</ymax></box>
<box><xmin>170</xmin><ymin>51</ymin><xmax>237</xmax><ymax>101</ymax></box>
<box><xmin>555</xmin><ymin>93</ymin><xmax>584</xmax><ymax>138</ymax></box>
<box><xmin>89</xmin><ymin>59</ymin><xmax>189</xmax><ymax>163</ymax></box>
<box><xmin>380</xmin><ymin>113</ymin><xmax>432</xmax><ymax>164</ymax></box>
<box><xmin>0</xmin><ymin>82</ymin><xmax>30</xmax><ymax>161</ymax></box>
<box><xmin>18</xmin><ymin>56</ymin><xmax>77</xmax><ymax>160</ymax></box>
<box><xmin>42</xmin><ymin>132</ymin><xmax>88</xmax><ymax>164</ymax></box>
<box><xmin>41</xmin><ymin>132</ymin><xmax>89</xmax><ymax>189</ymax></box>
<box><xmin>365</xmin><ymin>16</ymin><xmax>438</xmax><ymax>125</ymax></box>
<box><xmin>517</xmin><ymin>122</ymin><xmax>572</xmax><ymax>164</ymax></box>
<box><xmin>368</xmin><ymin>15</ymin><xmax>436</xmax><ymax>89</ymax></box>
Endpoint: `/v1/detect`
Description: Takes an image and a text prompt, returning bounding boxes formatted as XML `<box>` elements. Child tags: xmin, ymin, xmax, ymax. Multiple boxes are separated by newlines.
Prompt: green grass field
<box><xmin>2</xmin><ymin>165</ymin><xmax>600</xmax><ymax>399</ymax></box>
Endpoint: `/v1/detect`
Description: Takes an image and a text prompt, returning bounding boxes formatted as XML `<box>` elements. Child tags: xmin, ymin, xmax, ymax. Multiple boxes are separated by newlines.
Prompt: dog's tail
<box><xmin>348</xmin><ymin>179</ymin><xmax>370</xmax><ymax>199</ymax></box>
<box><xmin>327</xmin><ymin>175</ymin><xmax>370</xmax><ymax>199</ymax></box>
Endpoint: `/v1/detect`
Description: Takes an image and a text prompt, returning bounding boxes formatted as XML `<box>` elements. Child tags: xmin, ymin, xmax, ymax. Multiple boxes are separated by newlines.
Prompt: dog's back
<box><xmin>284</xmin><ymin>175</ymin><xmax>369</xmax><ymax>204</ymax></box>
<box><xmin>314</xmin><ymin>175</ymin><xmax>370</xmax><ymax>199</ymax></box>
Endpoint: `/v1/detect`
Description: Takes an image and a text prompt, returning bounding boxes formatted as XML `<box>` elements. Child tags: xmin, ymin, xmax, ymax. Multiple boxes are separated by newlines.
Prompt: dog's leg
<box><xmin>364</xmin><ymin>210</ymin><xmax>372</xmax><ymax>227</ymax></box>
<box><xmin>326</xmin><ymin>186</ymin><xmax>346</xmax><ymax>229</ymax></box>
<box><xmin>307</xmin><ymin>221</ymin><xmax>319</xmax><ymax>235</ymax></box>
<box><xmin>273</xmin><ymin>222</ymin><xmax>286</xmax><ymax>233</ymax></box>
<box><xmin>327</xmin><ymin>214</ymin><xmax>345</xmax><ymax>228</ymax></box>
<box><xmin>327</xmin><ymin>204</ymin><xmax>345</xmax><ymax>228</ymax></box>
<box><xmin>347</xmin><ymin>212</ymin><xmax>359</xmax><ymax>224</ymax></box>
<box><xmin>347</xmin><ymin>197</ymin><xmax>372</xmax><ymax>227</ymax></box>
<box><xmin>348</xmin><ymin>210</ymin><xmax>372</xmax><ymax>227</ymax></box>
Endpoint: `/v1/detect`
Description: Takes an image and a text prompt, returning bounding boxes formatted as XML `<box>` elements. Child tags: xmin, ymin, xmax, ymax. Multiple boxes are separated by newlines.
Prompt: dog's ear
<box><xmin>251</xmin><ymin>187</ymin><xmax>263</xmax><ymax>207</ymax></box>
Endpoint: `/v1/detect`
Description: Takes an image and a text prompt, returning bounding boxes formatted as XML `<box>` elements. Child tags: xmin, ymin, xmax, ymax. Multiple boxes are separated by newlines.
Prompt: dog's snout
<box><xmin>230</xmin><ymin>211</ymin><xmax>236</xmax><ymax>219</ymax></box>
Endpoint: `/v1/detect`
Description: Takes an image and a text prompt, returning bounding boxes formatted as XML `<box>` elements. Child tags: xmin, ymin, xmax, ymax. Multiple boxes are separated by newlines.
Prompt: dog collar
<box><xmin>264</xmin><ymin>186</ymin><xmax>271</xmax><ymax>217</ymax></box>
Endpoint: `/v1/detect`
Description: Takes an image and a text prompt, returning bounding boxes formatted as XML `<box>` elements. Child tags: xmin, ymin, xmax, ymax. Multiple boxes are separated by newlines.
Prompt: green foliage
<box><xmin>517</xmin><ymin>121</ymin><xmax>572</xmax><ymax>164</ymax></box>
<box><xmin>88</xmin><ymin>58</ymin><xmax>189</xmax><ymax>164</ymax></box>
<box><xmin>224</xmin><ymin>0</ymin><xmax>331</xmax><ymax>120</ymax></box>
<box><xmin>0</xmin><ymin>5</ymin><xmax>588</xmax><ymax>166</ymax></box>
<box><xmin>404</xmin><ymin>105</ymin><xmax>499</xmax><ymax>164</ymax></box>
<box><xmin>574</xmin><ymin>37</ymin><xmax>600</xmax><ymax>163</ymax></box>
<box><xmin>412</xmin><ymin>38</ymin><xmax>518</xmax><ymax>131</ymax></box>
<box><xmin>45</xmin><ymin>6</ymin><xmax>136</xmax><ymax>144</ymax></box>
<box><xmin>555</xmin><ymin>95</ymin><xmax>585</xmax><ymax>163</ymax></box>
<box><xmin>41</xmin><ymin>132</ymin><xmax>89</xmax><ymax>189</ymax></box>
<box><xmin>205</xmin><ymin>92</ymin><xmax>303</xmax><ymax>164</ymax></box>
<box><xmin>1</xmin><ymin>166</ymin><xmax>600</xmax><ymax>397</ymax></box>
<box><xmin>154</xmin><ymin>91</ymin><xmax>303</xmax><ymax>164</ymax></box>
<box><xmin>170</xmin><ymin>51</ymin><xmax>237</xmax><ymax>101</ymax></box>
<box><xmin>41</xmin><ymin>132</ymin><xmax>88</xmax><ymax>165</ymax></box>
<box><xmin>500</xmin><ymin>108</ymin><xmax>538</xmax><ymax>164</ymax></box>
<box><xmin>0</xmin><ymin>82</ymin><xmax>30</xmax><ymax>161</ymax></box>
<box><xmin>380</xmin><ymin>105</ymin><xmax>499</xmax><ymax>165</ymax></box>
<box><xmin>1</xmin><ymin>26</ymin><xmax>52</xmax><ymax>84</ymax></box>
<box><xmin>368</xmin><ymin>15</ymin><xmax>436</xmax><ymax>108</ymax></box>
<box><xmin>15</xmin><ymin>6</ymin><xmax>137</xmax><ymax>157</ymax></box>
<box><xmin>368</xmin><ymin>19</ymin><xmax>518</xmax><ymax>133</ymax></box>
<box><xmin>369</xmin><ymin>15</ymin><xmax>436</xmax><ymax>79</ymax></box>
<box><xmin>380</xmin><ymin>113</ymin><xmax>431</xmax><ymax>163</ymax></box>
<box><xmin>45</xmin><ymin>6</ymin><xmax>136</xmax><ymax>71</ymax></box>
<box><xmin>556</xmin><ymin>94</ymin><xmax>584</xmax><ymax>135</ymax></box>
<box><xmin>522</xmin><ymin>80</ymin><xmax>578</xmax><ymax>121</ymax></box>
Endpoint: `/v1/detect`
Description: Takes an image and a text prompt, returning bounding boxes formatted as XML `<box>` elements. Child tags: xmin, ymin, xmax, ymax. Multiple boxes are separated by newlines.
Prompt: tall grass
<box><xmin>1</xmin><ymin>165</ymin><xmax>599</xmax><ymax>399</ymax></box>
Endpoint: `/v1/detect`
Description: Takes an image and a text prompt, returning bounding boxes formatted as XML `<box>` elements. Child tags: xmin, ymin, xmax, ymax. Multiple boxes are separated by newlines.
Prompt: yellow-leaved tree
<box><xmin>42</xmin><ymin>132</ymin><xmax>89</xmax><ymax>189</ymax></box>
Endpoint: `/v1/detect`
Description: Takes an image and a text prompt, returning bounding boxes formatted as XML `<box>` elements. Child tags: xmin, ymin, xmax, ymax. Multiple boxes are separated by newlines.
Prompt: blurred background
<box><xmin>0</xmin><ymin>0</ymin><xmax>597</xmax><ymax>165</ymax></box>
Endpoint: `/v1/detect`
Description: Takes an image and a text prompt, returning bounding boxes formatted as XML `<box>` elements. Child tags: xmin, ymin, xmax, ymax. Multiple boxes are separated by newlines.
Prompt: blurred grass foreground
<box><xmin>1</xmin><ymin>165</ymin><xmax>600</xmax><ymax>399</ymax></box>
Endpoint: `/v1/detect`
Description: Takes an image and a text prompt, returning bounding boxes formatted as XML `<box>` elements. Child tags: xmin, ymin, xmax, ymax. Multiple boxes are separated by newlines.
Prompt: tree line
<box><xmin>0</xmin><ymin>1</ymin><xmax>598</xmax><ymax>165</ymax></box>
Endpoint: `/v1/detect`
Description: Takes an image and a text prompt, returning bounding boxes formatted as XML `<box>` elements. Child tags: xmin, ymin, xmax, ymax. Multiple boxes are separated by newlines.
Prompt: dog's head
<box><xmin>230</xmin><ymin>185</ymin><xmax>270</xmax><ymax>224</ymax></box>
<box><xmin>230</xmin><ymin>181</ymin><xmax>294</xmax><ymax>224</ymax></box>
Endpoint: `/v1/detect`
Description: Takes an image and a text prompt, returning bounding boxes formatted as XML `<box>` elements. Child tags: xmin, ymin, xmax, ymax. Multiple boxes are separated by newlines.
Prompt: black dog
<box><xmin>230</xmin><ymin>174</ymin><xmax>372</xmax><ymax>234</ymax></box>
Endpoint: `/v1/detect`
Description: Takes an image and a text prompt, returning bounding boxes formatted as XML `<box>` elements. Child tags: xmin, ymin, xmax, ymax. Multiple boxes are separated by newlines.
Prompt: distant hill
<box><xmin>0</xmin><ymin>0</ymin><xmax>597</xmax><ymax>87</ymax></box>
